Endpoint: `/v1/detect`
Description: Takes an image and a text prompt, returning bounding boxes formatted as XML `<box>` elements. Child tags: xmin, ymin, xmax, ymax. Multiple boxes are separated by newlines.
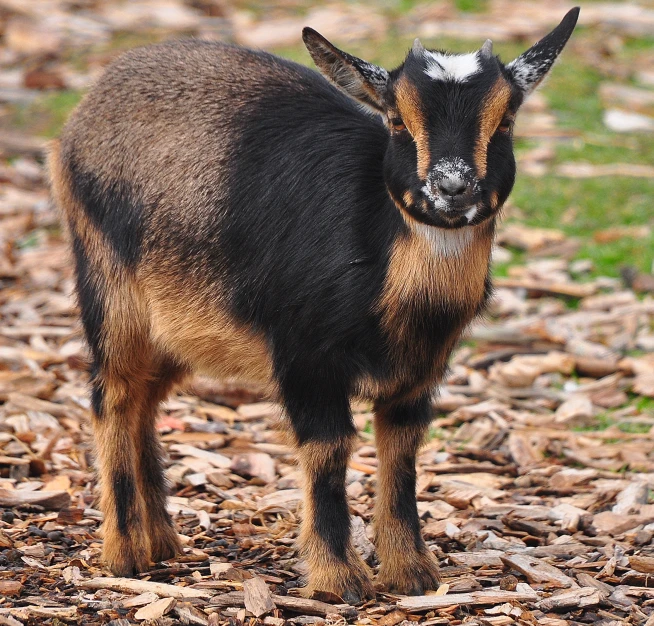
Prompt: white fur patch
<box><xmin>425</xmin><ymin>51</ymin><xmax>480</xmax><ymax>82</ymax></box>
<box><xmin>421</xmin><ymin>182</ymin><xmax>448</xmax><ymax>208</ymax></box>
<box><xmin>412</xmin><ymin>222</ymin><xmax>474</xmax><ymax>258</ymax></box>
<box><xmin>422</xmin><ymin>158</ymin><xmax>478</xmax><ymax>209</ymax></box>
<box><xmin>429</xmin><ymin>157</ymin><xmax>474</xmax><ymax>183</ymax></box>
<box><xmin>507</xmin><ymin>53</ymin><xmax>555</xmax><ymax>93</ymax></box>
<box><xmin>465</xmin><ymin>207</ymin><xmax>478</xmax><ymax>223</ymax></box>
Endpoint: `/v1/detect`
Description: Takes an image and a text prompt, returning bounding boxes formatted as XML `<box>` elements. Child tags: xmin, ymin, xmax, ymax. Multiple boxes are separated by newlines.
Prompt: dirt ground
<box><xmin>0</xmin><ymin>0</ymin><xmax>654</xmax><ymax>625</ymax></box>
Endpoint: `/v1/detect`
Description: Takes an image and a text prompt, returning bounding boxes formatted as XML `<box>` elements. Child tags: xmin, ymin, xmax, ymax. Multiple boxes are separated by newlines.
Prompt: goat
<box><xmin>49</xmin><ymin>7</ymin><xmax>579</xmax><ymax>602</ymax></box>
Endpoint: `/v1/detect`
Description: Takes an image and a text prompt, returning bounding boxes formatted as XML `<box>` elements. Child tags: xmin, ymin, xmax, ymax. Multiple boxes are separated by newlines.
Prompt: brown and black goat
<box><xmin>49</xmin><ymin>8</ymin><xmax>579</xmax><ymax>602</ymax></box>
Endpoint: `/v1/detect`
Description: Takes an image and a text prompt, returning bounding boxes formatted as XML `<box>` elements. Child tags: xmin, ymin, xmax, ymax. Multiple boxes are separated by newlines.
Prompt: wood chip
<box><xmin>209</xmin><ymin>591</ymin><xmax>346</xmax><ymax>616</ymax></box>
<box><xmin>396</xmin><ymin>586</ymin><xmax>539</xmax><ymax>611</ymax></box>
<box><xmin>538</xmin><ymin>587</ymin><xmax>602</xmax><ymax>611</ymax></box>
<box><xmin>77</xmin><ymin>577</ymin><xmax>213</xmax><ymax>599</ymax></box>
<box><xmin>500</xmin><ymin>554</ymin><xmax>577</xmax><ymax>588</ymax></box>
<box><xmin>243</xmin><ymin>577</ymin><xmax>276</xmax><ymax>617</ymax></box>
<box><xmin>0</xmin><ymin>488</ymin><xmax>70</xmax><ymax>509</ymax></box>
<box><xmin>134</xmin><ymin>597</ymin><xmax>176</xmax><ymax>620</ymax></box>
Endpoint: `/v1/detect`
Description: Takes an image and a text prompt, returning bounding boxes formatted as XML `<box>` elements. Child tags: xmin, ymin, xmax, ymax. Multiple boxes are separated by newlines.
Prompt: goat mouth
<box><xmin>437</xmin><ymin>203</ymin><xmax>478</xmax><ymax>220</ymax></box>
<box><xmin>428</xmin><ymin>203</ymin><xmax>481</xmax><ymax>229</ymax></box>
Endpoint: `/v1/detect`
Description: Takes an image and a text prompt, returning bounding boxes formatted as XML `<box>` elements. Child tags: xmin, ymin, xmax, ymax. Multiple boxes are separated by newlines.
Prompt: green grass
<box><xmin>618</xmin><ymin>422</ymin><xmax>652</xmax><ymax>434</ymax></box>
<box><xmin>429</xmin><ymin>426</ymin><xmax>447</xmax><ymax>440</ymax></box>
<box><xmin>510</xmin><ymin>50</ymin><xmax>654</xmax><ymax>277</ymax></box>
<box><xmin>12</xmin><ymin>90</ymin><xmax>84</xmax><ymax>138</ymax></box>
<box><xmin>573</xmin><ymin>409</ymin><xmax>654</xmax><ymax>434</ymax></box>
<box><xmin>573</xmin><ymin>412</ymin><xmax>616</xmax><ymax>432</ymax></box>
<box><xmin>636</xmin><ymin>396</ymin><xmax>654</xmax><ymax>413</ymax></box>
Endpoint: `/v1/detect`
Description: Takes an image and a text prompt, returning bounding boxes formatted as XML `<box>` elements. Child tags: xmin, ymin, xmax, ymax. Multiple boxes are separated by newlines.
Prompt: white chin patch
<box><xmin>425</xmin><ymin>51</ymin><xmax>481</xmax><ymax>83</ymax></box>
<box><xmin>413</xmin><ymin>222</ymin><xmax>474</xmax><ymax>258</ymax></box>
<box><xmin>465</xmin><ymin>207</ymin><xmax>478</xmax><ymax>223</ymax></box>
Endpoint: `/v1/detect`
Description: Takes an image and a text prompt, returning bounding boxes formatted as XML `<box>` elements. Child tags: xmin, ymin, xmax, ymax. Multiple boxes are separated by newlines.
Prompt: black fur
<box><xmin>113</xmin><ymin>472</ymin><xmax>136</xmax><ymax>535</ymax></box>
<box><xmin>71</xmin><ymin>235</ymin><xmax>104</xmax><ymax>360</ymax></box>
<box><xmin>312</xmin><ymin>458</ymin><xmax>351</xmax><ymax>561</ymax></box>
<box><xmin>66</xmin><ymin>156</ymin><xmax>145</xmax><ymax>268</ymax></box>
<box><xmin>71</xmin><ymin>235</ymin><xmax>106</xmax><ymax>418</ymax></box>
<box><xmin>90</xmin><ymin>364</ymin><xmax>104</xmax><ymax>418</ymax></box>
<box><xmin>378</xmin><ymin>396</ymin><xmax>432</xmax><ymax>548</ymax></box>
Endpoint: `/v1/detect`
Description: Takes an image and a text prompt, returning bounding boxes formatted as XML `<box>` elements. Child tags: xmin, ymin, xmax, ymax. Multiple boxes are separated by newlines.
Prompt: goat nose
<box><xmin>438</xmin><ymin>176</ymin><xmax>467</xmax><ymax>197</ymax></box>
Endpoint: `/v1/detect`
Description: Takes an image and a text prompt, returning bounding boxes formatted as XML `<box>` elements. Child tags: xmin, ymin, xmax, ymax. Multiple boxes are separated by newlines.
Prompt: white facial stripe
<box><xmin>425</xmin><ymin>51</ymin><xmax>480</xmax><ymax>83</ymax></box>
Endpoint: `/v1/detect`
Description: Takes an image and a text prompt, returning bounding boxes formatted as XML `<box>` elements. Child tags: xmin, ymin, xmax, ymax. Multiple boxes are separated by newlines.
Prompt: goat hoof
<box><xmin>341</xmin><ymin>588</ymin><xmax>365</xmax><ymax>605</ymax></box>
<box><xmin>150</xmin><ymin>526</ymin><xmax>183</xmax><ymax>563</ymax></box>
<box><xmin>307</xmin><ymin>560</ymin><xmax>375</xmax><ymax>605</ymax></box>
<box><xmin>102</xmin><ymin>530</ymin><xmax>151</xmax><ymax>576</ymax></box>
<box><xmin>105</xmin><ymin>550</ymin><xmax>151</xmax><ymax>577</ymax></box>
<box><xmin>378</xmin><ymin>549</ymin><xmax>441</xmax><ymax>595</ymax></box>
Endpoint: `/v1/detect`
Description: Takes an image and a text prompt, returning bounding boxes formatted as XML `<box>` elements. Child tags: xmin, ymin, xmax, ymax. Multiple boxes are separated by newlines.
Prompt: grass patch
<box><xmin>429</xmin><ymin>426</ymin><xmax>448</xmax><ymax>440</ymax></box>
<box><xmin>454</xmin><ymin>0</ymin><xmax>489</xmax><ymax>12</ymax></box>
<box><xmin>618</xmin><ymin>421</ymin><xmax>652</xmax><ymax>434</ymax></box>
<box><xmin>636</xmin><ymin>397</ymin><xmax>654</xmax><ymax>413</ymax></box>
<box><xmin>11</xmin><ymin>90</ymin><xmax>84</xmax><ymax>138</ymax></box>
<box><xmin>573</xmin><ymin>412</ymin><xmax>615</xmax><ymax>432</ymax></box>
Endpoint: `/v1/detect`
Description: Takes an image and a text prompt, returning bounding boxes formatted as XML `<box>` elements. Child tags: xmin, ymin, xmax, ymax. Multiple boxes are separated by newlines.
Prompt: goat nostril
<box><xmin>437</xmin><ymin>177</ymin><xmax>467</xmax><ymax>197</ymax></box>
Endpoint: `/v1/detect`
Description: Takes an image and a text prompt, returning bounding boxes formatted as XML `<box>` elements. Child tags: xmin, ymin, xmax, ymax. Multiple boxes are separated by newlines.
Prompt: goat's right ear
<box><xmin>506</xmin><ymin>7</ymin><xmax>580</xmax><ymax>96</ymax></box>
<box><xmin>302</xmin><ymin>28</ymin><xmax>389</xmax><ymax>113</ymax></box>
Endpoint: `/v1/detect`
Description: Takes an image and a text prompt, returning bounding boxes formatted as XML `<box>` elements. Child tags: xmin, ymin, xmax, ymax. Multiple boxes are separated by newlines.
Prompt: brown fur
<box><xmin>50</xmin><ymin>141</ymin><xmax>186</xmax><ymax>574</ymax></box>
<box><xmin>373</xmin><ymin>413</ymin><xmax>440</xmax><ymax>593</ymax></box>
<box><xmin>141</xmin><ymin>268</ymin><xmax>274</xmax><ymax>386</ymax></box>
<box><xmin>296</xmin><ymin>438</ymin><xmax>374</xmax><ymax>600</ymax></box>
<box><xmin>373</xmin><ymin>215</ymin><xmax>493</xmax><ymax>399</ymax></box>
<box><xmin>474</xmin><ymin>77</ymin><xmax>512</xmax><ymax>178</ymax></box>
<box><xmin>394</xmin><ymin>77</ymin><xmax>430</xmax><ymax>180</ymax></box>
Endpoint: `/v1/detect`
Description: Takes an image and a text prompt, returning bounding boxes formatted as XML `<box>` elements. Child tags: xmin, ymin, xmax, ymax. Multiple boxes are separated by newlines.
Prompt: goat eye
<box><xmin>389</xmin><ymin>117</ymin><xmax>406</xmax><ymax>132</ymax></box>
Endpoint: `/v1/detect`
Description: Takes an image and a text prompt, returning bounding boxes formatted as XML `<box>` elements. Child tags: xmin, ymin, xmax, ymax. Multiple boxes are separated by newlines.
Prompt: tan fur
<box><xmin>142</xmin><ymin>269</ymin><xmax>274</xmax><ymax>386</ymax></box>
<box><xmin>49</xmin><ymin>141</ymin><xmax>185</xmax><ymax>575</ymax></box>
<box><xmin>474</xmin><ymin>77</ymin><xmax>512</xmax><ymax>178</ymax></box>
<box><xmin>402</xmin><ymin>190</ymin><xmax>414</xmax><ymax>208</ymax></box>
<box><xmin>373</xmin><ymin>216</ymin><xmax>493</xmax><ymax>398</ymax></box>
<box><xmin>296</xmin><ymin>439</ymin><xmax>374</xmax><ymax>600</ymax></box>
<box><xmin>374</xmin><ymin>415</ymin><xmax>440</xmax><ymax>593</ymax></box>
<box><xmin>394</xmin><ymin>77</ymin><xmax>430</xmax><ymax>180</ymax></box>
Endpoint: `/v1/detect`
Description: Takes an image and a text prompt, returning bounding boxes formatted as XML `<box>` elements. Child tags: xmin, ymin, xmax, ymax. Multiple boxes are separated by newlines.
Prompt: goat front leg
<box><xmin>374</xmin><ymin>395</ymin><xmax>440</xmax><ymax>594</ymax></box>
<box><xmin>284</xmin><ymin>380</ymin><xmax>374</xmax><ymax>604</ymax></box>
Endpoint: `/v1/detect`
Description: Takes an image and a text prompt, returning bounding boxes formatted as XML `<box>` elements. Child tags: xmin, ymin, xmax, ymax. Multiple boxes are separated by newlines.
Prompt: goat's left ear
<box><xmin>506</xmin><ymin>7</ymin><xmax>580</xmax><ymax>95</ymax></box>
<box><xmin>302</xmin><ymin>27</ymin><xmax>389</xmax><ymax>113</ymax></box>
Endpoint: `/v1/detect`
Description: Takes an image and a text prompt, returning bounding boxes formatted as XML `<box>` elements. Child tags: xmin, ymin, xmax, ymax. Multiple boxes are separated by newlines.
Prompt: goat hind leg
<box><xmin>136</xmin><ymin>359</ymin><xmax>187</xmax><ymax>563</ymax></box>
<box><xmin>93</xmin><ymin>366</ymin><xmax>152</xmax><ymax>576</ymax></box>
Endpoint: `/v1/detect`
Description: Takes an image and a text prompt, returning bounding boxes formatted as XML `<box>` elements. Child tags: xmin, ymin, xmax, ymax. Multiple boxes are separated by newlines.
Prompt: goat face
<box><xmin>303</xmin><ymin>7</ymin><xmax>579</xmax><ymax>230</ymax></box>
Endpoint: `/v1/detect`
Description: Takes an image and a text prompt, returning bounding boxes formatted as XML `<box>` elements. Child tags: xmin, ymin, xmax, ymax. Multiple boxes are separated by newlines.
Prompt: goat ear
<box><xmin>302</xmin><ymin>27</ymin><xmax>389</xmax><ymax>113</ymax></box>
<box><xmin>506</xmin><ymin>7</ymin><xmax>580</xmax><ymax>95</ymax></box>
